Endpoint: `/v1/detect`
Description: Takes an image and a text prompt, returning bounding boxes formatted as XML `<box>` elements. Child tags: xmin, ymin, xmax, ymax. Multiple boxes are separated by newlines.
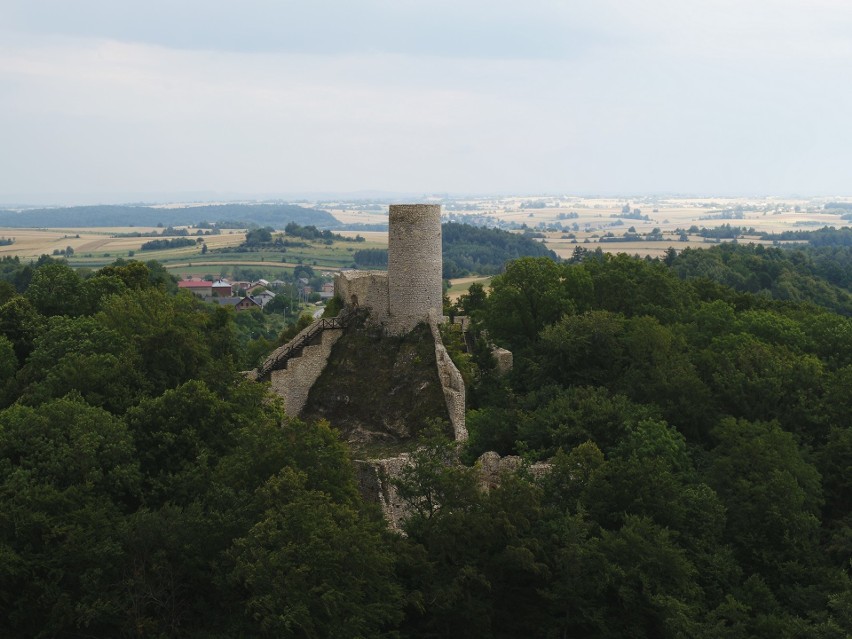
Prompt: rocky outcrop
<box><xmin>300</xmin><ymin>321</ymin><xmax>453</xmax><ymax>447</ymax></box>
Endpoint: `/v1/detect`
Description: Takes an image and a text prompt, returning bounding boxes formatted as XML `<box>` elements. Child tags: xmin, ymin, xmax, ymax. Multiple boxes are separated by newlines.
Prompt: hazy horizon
<box><xmin>2</xmin><ymin>1</ymin><xmax>851</xmax><ymax>201</ymax></box>
<box><xmin>3</xmin><ymin>189</ymin><xmax>852</xmax><ymax>209</ymax></box>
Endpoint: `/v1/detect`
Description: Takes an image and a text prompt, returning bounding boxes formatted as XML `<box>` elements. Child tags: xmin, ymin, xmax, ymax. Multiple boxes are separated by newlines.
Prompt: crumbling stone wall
<box><xmin>429</xmin><ymin>312</ymin><xmax>467</xmax><ymax>441</ymax></box>
<box><xmin>354</xmin><ymin>454</ymin><xmax>412</xmax><ymax>531</ymax></box>
<box><xmin>269</xmin><ymin>328</ymin><xmax>344</xmax><ymax>417</ymax></box>
<box><xmin>266</xmin><ymin>202</ymin><xmax>463</xmax><ymax>448</ymax></box>
<box><xmin>491</xmin><ymin>346</ymin><xmax>513</xmax><ymax>375</ymax></box>
<box><xmin>476</xmin><ymin>451</ymin><xmax>551</xmax><ymax>491</ymax></box>
<box><xmin>387</xmin><ymin>204</ymin><xmax>443</xmax><ymax>334</ymax></box>
<box><xmin>356</xmin><ymin>451</ymin><xmax>552</xmax><ymax>532</ymax></box>
<box><xmin>334</xmin><ymin>270</ymin><xmax>389</xmax><ymax>326</ymax></box>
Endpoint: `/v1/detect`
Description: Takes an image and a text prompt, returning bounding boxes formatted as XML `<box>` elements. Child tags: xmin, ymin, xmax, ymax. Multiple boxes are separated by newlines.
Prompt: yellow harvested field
<box><xmin>336</xmin><ymin>230</ymin><xmax>387</xmax><ymax>245</ymax></box>
<box><xmin>0</xmin><ymin>228</ymin><xmax>114</xmax><ymax>259</ymax></box>
<box><xmin>0</xmin><ymin>226</ymin><xmax>247</xmax><ymax>260</ymax></box>
<box><xmin>447</xmin><ymin>276</ymin><xmax>491</xmax><ymax>301</ymax></box>
<box><xmin>328</xmin><ymin>208</ymin><xmax>389</xmax><ymax>225</ymax></box>
<box><xmin>163</xmin><ymin>260</ymin><xmax>305</xmax><ymax>270</ymax></box>
<box><xmin>1</xmin><ymin>195</ymin><xmax>847</xmax><ymax>265</ymax></box>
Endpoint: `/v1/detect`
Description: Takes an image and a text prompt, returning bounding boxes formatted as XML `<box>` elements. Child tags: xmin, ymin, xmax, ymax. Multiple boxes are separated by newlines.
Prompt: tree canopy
<box><xmin>1</xmin><ymin>242</ymin><xmax>851</xmax><ymax>637</ymax></box>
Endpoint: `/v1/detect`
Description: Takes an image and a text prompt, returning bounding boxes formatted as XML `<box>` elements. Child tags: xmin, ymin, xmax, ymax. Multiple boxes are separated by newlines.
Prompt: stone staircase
<box><xmin>256</xmin><ymin>307</ymin><xmax>356</xmax><ymax>381</ymax></box>
<box><xmin>267</xmin><ymin>328</ymin><xmax>344</xmax><ymax>417</ymax></box>
<box><xmin>256</xmin><ymin>308</ymin><xmax>358</xmax><ymax>417</ymax></box>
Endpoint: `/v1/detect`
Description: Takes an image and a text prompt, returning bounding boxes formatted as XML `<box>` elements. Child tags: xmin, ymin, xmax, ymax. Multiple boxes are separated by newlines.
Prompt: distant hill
<box><xmin>0</xmin><ymin>203</ymin><xmax>341</xmax><ymax>229</ymax></box>
<box><xmin>441</xmin><ymin>222</ymin><xmax>558</xmax><ymax>278</ymax></box>
<box><xmin>353</xmin><ymin>222</ymin><xmax>559</xmax><ymax>277</ymax></box>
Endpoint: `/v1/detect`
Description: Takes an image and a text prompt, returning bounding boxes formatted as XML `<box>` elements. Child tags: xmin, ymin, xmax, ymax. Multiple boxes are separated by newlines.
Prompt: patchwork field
<box><xmin>1</xmin><ymin>196</ymin><xmax>847</xmax><ymax>289</ymax></box>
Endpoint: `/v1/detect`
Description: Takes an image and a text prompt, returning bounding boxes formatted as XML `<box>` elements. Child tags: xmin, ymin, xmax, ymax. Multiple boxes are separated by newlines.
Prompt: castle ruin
<box><xmin>255</xmin><ymin>204</ymin><xmax>466</xmax><ymax>442</ymax></box>
<box><xmin>336</xmin><ymin>204</ymin><xmax>444</xmax><ymax>334</ymax></box>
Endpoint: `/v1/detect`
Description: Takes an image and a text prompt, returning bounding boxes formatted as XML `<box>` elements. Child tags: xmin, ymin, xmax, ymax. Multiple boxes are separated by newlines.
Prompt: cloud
<box><xmin>0</xmin><ymin>0</ymin><xmax>610</xmax><ymax>59</ymax></box>
<box><xmin>0</xmin><ymin>1</ymin><xmax>851</xmax><ymax>197</ymax></box>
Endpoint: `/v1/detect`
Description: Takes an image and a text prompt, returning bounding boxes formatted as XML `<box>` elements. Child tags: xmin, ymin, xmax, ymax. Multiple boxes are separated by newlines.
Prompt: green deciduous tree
<box><xmin>0</xmin><ymin>295</ymin><xmax>45</xmax><ymax>363</ymax></box>
<box><xmin>25</xmin><ymin>261</ymin><xmax>84</xmax><ymax>316</ymax></box>
<box><xmin>708</xmin><ymin>418</ymin><xmax>823</xmax><ymax>605</ymax></box>
<box><xmin>0</xmin><ymin>396</ymin><xmax>140</xmax><ymax>637</ymax></box>
<box><xmin>484</xmin><ymin>256</ymin><xmax>572</xmax><ymax>348</ymax></box>
<box><xmin>14</xmin><ymin>315</ymin><xmax>141</xmax><ymax>412</ymax></box>
<box><xmin>229</xmin><ymin>468</ymin><xmax>402</xmax><ymax>638</ymax></box>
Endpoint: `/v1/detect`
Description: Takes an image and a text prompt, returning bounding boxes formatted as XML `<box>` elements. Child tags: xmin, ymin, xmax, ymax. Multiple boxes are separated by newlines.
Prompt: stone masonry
<box><xmin>429</xmin><ymin>311</ymin><xmax>467</xmax><ymax>441</ymax></box>
<box><xmin>335</xmin><ymin>270</ymin><xmax>389</xmax><ymax>326</ymax></box>
<box><xmin>387</xmin><ymin>204</ymin><xmax>443</xmax><ymax>334</ymax></box>
<box><xmin>268</xmin><ymin>327</ymin><xmax>343</xmax><ymax>417</ymax></box>
<box><xmin>334</xmin><ymin>204</ymin><xmax>444</xmax><ymax>335</ymax></box>
<box><xmin>331</xmin><ymin>204</ymin><xmax>465</xmax><ymax>440</ymax></box>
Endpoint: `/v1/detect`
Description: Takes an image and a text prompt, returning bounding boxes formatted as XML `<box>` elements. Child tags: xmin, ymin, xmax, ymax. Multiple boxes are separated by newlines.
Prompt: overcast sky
<box><xmin>1</xmin><ymin>0</ymin><xmax>851</xmax><ymax>203</ymax></box>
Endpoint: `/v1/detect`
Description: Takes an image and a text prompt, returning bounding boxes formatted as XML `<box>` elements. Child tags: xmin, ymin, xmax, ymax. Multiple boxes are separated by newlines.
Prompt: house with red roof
<box><xmin>177</xmin><ymin>278</ymin><xmax>213</xmax><ymax>300</ymax></box>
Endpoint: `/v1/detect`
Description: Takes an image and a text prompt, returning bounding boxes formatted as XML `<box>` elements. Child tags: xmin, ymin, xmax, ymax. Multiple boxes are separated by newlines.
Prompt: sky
<box><xmin>1</xmin><ymin>0</ymin><xmax>851</xmax><ymax>204</ymax></box>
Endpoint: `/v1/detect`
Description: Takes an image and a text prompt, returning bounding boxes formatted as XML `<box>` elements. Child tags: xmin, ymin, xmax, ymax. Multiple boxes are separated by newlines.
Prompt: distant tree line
<box><xmin>284</xmin><ymin>222</ymin><xmax>363</xmax><ymax>244</ymax></box>
<box><xmin>680</xmin><ymin>223</ymin><xmax>757</xmax><ymax>239</ymax></box>
<box><xmin>352</xmin><ymin>247</ymin><xmax>388</xmax><ymax>267</ymax></box>
<box><xmin>114</xmin><ymin>225</ymin><xmax>215</xmax><ymax>238</ymax></box>
<box><xmin>611</xmin><ymin>207</ymin><xmax>650</xmax><ymax>221</ymax></box>
<box><xmin>140</xmin><ymin>237</ymin><xmax>197</xmax><ymax>251</ymax></box>
<box><xmin>824</xmin><ymin>201</ymin><xmax>852</xmax><ymax>210</ymax></box>
<box><xmin>759</xmin><ymin>225</ymin><xmax>852</xmax><ymax>246</ymax></box>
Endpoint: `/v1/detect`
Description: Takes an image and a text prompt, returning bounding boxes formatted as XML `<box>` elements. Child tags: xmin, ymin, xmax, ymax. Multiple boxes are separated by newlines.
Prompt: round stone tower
<box><xmin>387</xmin><ymin>204</ymin><xmax>443</xmax><ymax>334</ymax></box>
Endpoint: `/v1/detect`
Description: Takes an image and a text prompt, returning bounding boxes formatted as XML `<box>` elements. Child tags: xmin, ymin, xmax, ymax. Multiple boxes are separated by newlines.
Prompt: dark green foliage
<box><xmin>284</xmin><ymin>221</ymin><xmax>359</xmax><ymax>243</ymax></box>
<box><xmin>0</xmin><ymin>397</ymin><xmax>139</xmax><ymax>637</ymax></box>
<box><xmin>12</xmin><ymin>315</ymin><xmax>141</xmax><ymax>412</ymax></box>
<box><xmin>353</xmin><ymin>247</ymin><xmax>389</xmax><ymax>267</ymax></box>
<box><xmin>25</xmin><ymin>261</ymin><xmax>84</xmax><ymax>316</ymax></box>
<box><xmin>1</xmin><ymin>239</ymin><xmax>851</xmax><ymax>637</ymax></box>
<box><xmin>140</xmin><ymin>237</ymin><xmax>196</xmax><ymax>251</ymax></box>
<box><xmin>229</xmin><ymin>468</ymin><xmax>402</xmax><ymax>638</ymax></box>
<box><xmin>442</xmin><ymin>246</ymin><xmax>852</xmax><ymax>635</ymax></box>
<box><xmin>484</xmin><ymin>256</ymin><xmax>574</xmax><ymax>348</ymax></box>
<box><xmin>671</xmin><ymin>242</ymin><xmax>852</xmax><ymax>315</ymax></box>
<box><xmin>0</xmin><ymin>377</ymin><xmax>399</xmax><ymax>637</ymax></box>
<box><xmin>244</xmin><ymin>226</ymin><xmax>274</xmax><ymax>245</ymax></box>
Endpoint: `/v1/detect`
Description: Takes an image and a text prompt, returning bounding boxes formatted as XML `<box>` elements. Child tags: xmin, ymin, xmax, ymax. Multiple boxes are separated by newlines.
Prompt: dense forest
<box><xmin>0</xmin><ymin>240</ymin><xmax>850</xmax><ymax>637</ymax></box>
<box><xmin>354</xmin><ymin>222</ymin><xmax>558</xmax><ymax>277</ymax></box>
<box><xmin>0</xmin><ymin>203</ymin><xmax>340</xmax><ymax>229</ymax></box>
